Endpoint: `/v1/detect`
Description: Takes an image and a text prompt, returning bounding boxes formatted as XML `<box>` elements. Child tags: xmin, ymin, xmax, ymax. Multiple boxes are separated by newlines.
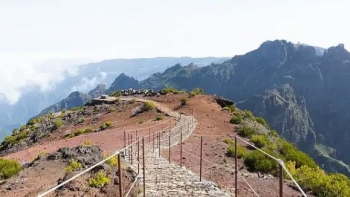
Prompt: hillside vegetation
<box><xmin>225</xmin><ymin>107</ymin><xmax>350</xmax><ymax>196</ymax></box>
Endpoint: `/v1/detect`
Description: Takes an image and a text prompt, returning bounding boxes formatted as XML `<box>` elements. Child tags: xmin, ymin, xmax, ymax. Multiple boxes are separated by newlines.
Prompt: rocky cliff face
<box><xmin>237</xmin><ymin>85</ymin><xmax>316</xmax><ymax>152</ymax></box>
<box><xmin>37</xmin><ymin>91</ymin><xmax>91</xmax><ymax>117</ymax></box>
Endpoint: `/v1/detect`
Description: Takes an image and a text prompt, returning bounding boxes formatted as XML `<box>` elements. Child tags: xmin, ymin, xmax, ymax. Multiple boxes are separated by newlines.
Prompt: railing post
<box><xmin>279</xmin><ymin>160</ymin><xmax>283</xmax><ymax>197</ymax></box>
<box><xmin>118</xmin><ymin>153</ymin><xmax>123</xmax><ymax>197</ymax></box>
<box><xmin>153</xmin><ymin>131</ymin><xmax>155</xmax><ymax>153</ymax></box>
<box><xmin>168</xmin><ymin>134</ymin><xmax>171</xmax><ymax>163</ymax></box>
<box><xmin>137</xmin><ymin>137</ymin><xmax>140</xmax><ymax>174</ymax></box>
<box><xmin>200</xmin><ymin>135</ymin><xmax>203</xmax><ymax>182</ymax></box>
<box><xmin>131</xmin><ymin>134</ymin><xmax>133</xmax><ymax>165</ymax></box>
<box><xmin>180</xmin><ymin>128</ymin><xmax>183</xmax><ymax>167</ymax></box>
<box><xmin>158</xmin><ymin>133</ymin><xmax>160</xmax><ymax>157</ymax></box>
<box><xmin>235</xmin><ymin>136</ymin><xmax>238</xmax><ymax>197</ymax></box>
<box><xmin>127</xmin><ymin>133</ymin><xmax>130</xmax><ymax>162</ymax></box>
<box><xmin>142</xmin><ymin>138</ymin><xmax>146</xmax><ymax>197</ymax></box>
<box><xmin>124</xmin><ymin>131</ymin><xmax>126</xmax><ymax>148</ymax></box>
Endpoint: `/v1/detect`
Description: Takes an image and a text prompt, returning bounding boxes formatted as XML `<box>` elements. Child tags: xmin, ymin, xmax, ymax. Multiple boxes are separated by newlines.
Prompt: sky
<box><xmin>1</xmin><ymin>0</ymin><xmax>350</xmax><ymax>104</ymax></box>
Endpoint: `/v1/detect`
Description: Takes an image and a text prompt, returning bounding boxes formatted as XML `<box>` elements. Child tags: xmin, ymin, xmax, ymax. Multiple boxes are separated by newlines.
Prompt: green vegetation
<box><xmin>78</xmin><ymin>118</ymin><xmax>85</xmax><ymax>123</ymax></box>
<box><xmin>188</xmin><ymin>88</ymin><xmax>205</xmax><ymax>97</ymax></box>
<box><xmin>224</xmin><ymin>138</ymin><xmax>246</xmax><ymax>158</ymax></box>
<box><xmin>100</xmin><ymin>121</ymin><xmax>113</xmax><ymax>130</ymax></box>
<box><xmin>180</xmin><ymin>97</ymin><xmax>188</xmax><ymax>106</ymax></box>
<box><xmin>88</xmin><ymin>171</ymin><xmax>110</xmax><ymax>188</ymax></box>
<box><xmin>130</xmin><ymin>98</ymin><xmax>137</xmax><ymax>104</ymax></box>
<box><xmin>82</xmin><ymin>140</ymin><xmax>93</xmax><ymax>146</ymax></box>
<box><xmin>66</xmin><ymin>128</ymin><xmax>93</xmax><ymax>138</ymax></box>
<box><xmin>110</xmin><ymin>90</ymin><xmax>122</xmax><ymax>97</ymax></box>
<box><xmin>255</xmin><ymin>117</ymin><xmax>269</xmax><ymax>129</ymax></box>
<box><xmin>0</xmin><ymin>158</ymin><xmax>22</xmax><ymax>179</ymax></box>
<box><xmin>53</xmin><ymin>120</ymin><xmax>63</xmax><ymax>130</ymax></box>
<box><xmin>70</xmin><ymin>106</ymin><xmax>84</xmax><ymax>111</ymax></box>
<box><xmin>65</xmin><ymin>159</ymin><xmax>82</xmax><ymax>173</ymax></box>
<box><xmin>238</xmin><ymin>125</ymin><xmax>257</xmax><ymax>138</ymax></box>
<box><xmin>227</xmin><ymin>108</ymin><xmax>348</xmax><ymax>195</ymax></box>
<box><xmin>250</xmin><ymin>134</ymin><xmax>269</xmax><ymax>148</ymax></box>
<box><xmin>108</xmin><ymin>106</ymin><xmax>116</xmax><ymax>113</ymax></box>
<box><xmin>103</xmin><ymin>154</ymin><xmax>119</xmax><ymax>168</ymax></box>
<box><xmin>286</xmin><ymin>161</ymin><xmax>350</xmax><ymax>197</ymax></box>
<box><xmin>0</xmin><ymin>130</ymin><xmax>29</xmax><ymax>150</ymax></box>
<box><xmin>156</xmin><ymin>115</ymin><xmax>163</xmax><ymax>121</ymax></box>
<box><xmin>229</xmin><ymin>110</ymin><xmax>253</xmax><ymax>125</ymax></box>
<box><xmin>162</xmin><ymin>87</ymin><xmax>181</xmax><ymax>94</ymax></box>
<box><xmin>144</xmin><ymin>101</ymin><xmax>155</xmax><ymax>111</ymax></box>
<box><xmin>223</xmin><ymin>104</ymin><xmax>235</xmax><ymax>113</ymax></box>
<box><xmin>27</xmin><ymin>118</ymin><xmax>37</xmax><ymax>126</ymax></box>
<box><xmin>244</xmin><ymin>149</ymin><xmax>279</xmax><ymax>174</ymax></box>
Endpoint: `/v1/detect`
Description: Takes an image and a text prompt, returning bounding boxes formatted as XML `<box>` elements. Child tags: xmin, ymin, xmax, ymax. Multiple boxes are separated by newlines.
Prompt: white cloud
<box><xmin>0</xmin><ymin>54</ymin><xmax>87</xmax><ymax>104</ymax></box>
<box><xmin>71</xmin><ymin>72</ymin><xmax>107</xmax><ymax>93</ymax></box>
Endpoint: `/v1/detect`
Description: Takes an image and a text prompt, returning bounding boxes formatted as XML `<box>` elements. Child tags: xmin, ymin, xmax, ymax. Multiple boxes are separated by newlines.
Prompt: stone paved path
<box><xmin>122</xmin><ymin>97</ymin><xmax>231</xmax><ymax>196</ymax></box>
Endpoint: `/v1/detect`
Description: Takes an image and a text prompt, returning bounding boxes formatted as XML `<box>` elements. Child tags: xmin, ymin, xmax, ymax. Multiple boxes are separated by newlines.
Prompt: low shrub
<box><xmin>238</xmin><ymin>126</ymin><xmax>257</xmax><ymax>138</ymax></box>
<box><xmin>83</xmin><ymin>140</ymin><xmax>93</xmax><ymax>146</ymax></box>
<box><xmin>226</xmin><ymin>144</ymin><xmax>246</xmax><ymax>158</ymax></box>
<box><xmin>180</xmin><ymin>97</ymin><xmax>188</xmax><ymax>106</ymax></box>
<box><xmin>144</xmin><ymin>101</ymin><xmax>155</xmax><ymax>111</ymax></box>
<box><xmin>108</xmin><ymin>106</ymin><xmax>116</xmax><ymax>113</ymax></box>
<box><xmin>130</xmin><ymin>98</ymin><xmax>137</xmax><ymax>104</ymax></box>
<box><xmin>65</xmin><ymin>159</ymin><xmax>82</xmax><ymax>173</ymax></box>
<box><xmin>223</xmin><ymin>138</ymin><xmax>235</xmax><ymax>145</ymax></box>
<box><xmin>156</xmin><ymin>115</ymin><xmax>163</xmax><ymax>121</ymax></box>
<box><xmin>230</xmin><ymin>116</ymin><xmax>242</xmax><ymax>124</ymax></box>
<box><xmin>250</xmin><ymin>134</ymin><xmax>269</xmax><ymax>148</ymax></box>
<box><xmin>53</xmin><ymin>120</ymin><xmax>63</xmax><ymax>130</ymax></box>
<box><xmin>226</xmin><ymin>105</ymin><xmax>236</xmax><ymax>112</ymax></box>
<box><xmin>103</xmin><ymin>154</ymin><xmax>119</xmax><ymax>168</ymax></box>
<box><xmin>244</xmin><ymin>149</ymin><xmax>279</xmax><ymax>174</ymax></box>
<box><xmin>279</xmin><ymin>140</ymin><xmax>317</xmax><ymax>168</ymax></box>
<box><xmin>255</xmin><ymin>117</ymin><xmax>270</xmax><ymax>129</ymax></box>
<box><xmin>286</xmin><ymin>161</ymin><xmax>350</xmax><ymax>197</ymax></box>
<box><xmin>0</xmin><ymin>158</ymin><xmax>22</xmax><ymax>179</ymax></box>
<box><xmin>78</xmin><ymin>118</ymin><xmax>85</xmax><ymax>124</ymax></box>
<box><xmin>100</xmin><ymin>121</ymin><xmax>113</xmax><ymax>130</ymax></box>
<box><xmin>88</xmin><ymin>171</ymin><xmax>110</xmax><ymax>188</ymax></box>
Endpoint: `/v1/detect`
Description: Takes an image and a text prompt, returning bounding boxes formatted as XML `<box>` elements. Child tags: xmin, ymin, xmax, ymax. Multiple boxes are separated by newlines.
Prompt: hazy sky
<box><xmin>0</xmin><ymin>0</ymin><xmax>350</xmax><ymax>103</ymax></box>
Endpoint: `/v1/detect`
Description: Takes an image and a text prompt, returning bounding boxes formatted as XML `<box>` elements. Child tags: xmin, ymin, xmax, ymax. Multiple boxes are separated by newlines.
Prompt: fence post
<box><xmin>137</xmin><ymin>137</ymin><xmax>140</xmax><ymax>174</ymax></box>
<box><xmin>142</xmin><ymin>138</ymin><xmax>146</xmax><ymax>197</ymax></box>
<box><xmin>200</xmin><ymin>135</ymin><xmax>203</xmax><ymax>182</ymax></box>
<box><xmin>153</xmin><ymin>131</ymin><xmax>155</xmax><ymax>153</ymax></box>
<box><xmin>127</xmin><ymin>133</ymin><xmax>130</xmax><ymax>162</ymax></box>
<box><xmin>168</xmin><ymin>134</ymin><xmax>171</xmax><ymax>163</ymax></box>
<box><xmin>180</xmin><ymin>128</ymin><xmax>183</xmax><ymax>167</ymax></box>
<box><xmin>235</xmin><ymin>136</ymin><xmax>238</xmax><ymax>197</ymax></box>
<box><xmin>124</xmin><ymin>131</ymin><xmax>126</xmax><ymax>148</ymax></box>
<box><xmin>158</xmin><ymin>133</ymin><xmax>161</xmax><ymax>157</ymax></box>
<box><xmin>131</xmin><ymin>134</ymin><xmax>133</xmax><ymax>165</ymax></box>
<box><xmin>118</xmin><ymin>153</ymin><xmax>123</xmax><ymax>197</ymax></box>
<box><xmin>136</xmin><ymin>130</ymin><xmax>138</xmax><ymax>137</ymax></box>
<box><xmin>279</xmin><ymin>161</ymin><xmax>283</xmax><ymax>197</ymax></box>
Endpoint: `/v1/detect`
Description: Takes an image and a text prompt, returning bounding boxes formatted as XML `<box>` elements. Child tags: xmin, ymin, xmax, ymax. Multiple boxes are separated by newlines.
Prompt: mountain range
<box><xmin>0</xmin><ymin>57</ymin><xmax>227</xmax><ymax>140</ymax></box>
